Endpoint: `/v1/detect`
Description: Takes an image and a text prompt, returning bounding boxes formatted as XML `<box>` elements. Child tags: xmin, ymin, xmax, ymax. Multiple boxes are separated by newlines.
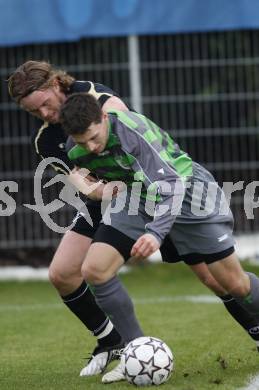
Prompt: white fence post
<box><xmin>128</xmin><ymin>35</ymin><xmax>143</xmax><ymax>113</ymax></box>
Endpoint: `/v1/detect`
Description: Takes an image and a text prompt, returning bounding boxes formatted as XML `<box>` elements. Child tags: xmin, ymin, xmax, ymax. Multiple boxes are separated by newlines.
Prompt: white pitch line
<box><xmin>0</xmin><ymin>266</ymin><xmax>49</xmax><ymax>281</ymax></box>
<box><xmin>135</xmin><ymin>295</ymin><xmax>220</xmax><ymax>304</ymax></box>
<box><xmin>0</xmin><ymin>265</ymin><xmax>130</xmax><ymax>281</ymax></box>
<box><xmin>0</xmin><ymin>295</ymin><xmax>220</xmax><ymax>312</ymax></box>
<box><xmin>238</xmin><ymin>375</ymin><xmax>259</xmax><ymax>390</ymax></box>
<box><xmin>0</xmin><ymin>303</ymin><xmax>62</xmax><ymax>312</ymax></box>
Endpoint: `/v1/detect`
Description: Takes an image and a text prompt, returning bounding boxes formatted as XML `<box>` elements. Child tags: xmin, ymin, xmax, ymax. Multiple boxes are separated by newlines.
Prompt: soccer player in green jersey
<box><xmin>61</xmin><ymin>92</ymin><xmax>259</xmax><ymax>382</ymax></box>
<box><xmin>8</xmin><ymin>62</ymin><xmax>259</xmax><ymax>384</ymax></box>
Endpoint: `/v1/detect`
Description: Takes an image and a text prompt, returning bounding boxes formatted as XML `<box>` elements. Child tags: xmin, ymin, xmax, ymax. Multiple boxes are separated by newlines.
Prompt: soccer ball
<box><xmin>121</xmin><ymin>336</ymin><xmax>174</xmax><ymax>386</ymax></box>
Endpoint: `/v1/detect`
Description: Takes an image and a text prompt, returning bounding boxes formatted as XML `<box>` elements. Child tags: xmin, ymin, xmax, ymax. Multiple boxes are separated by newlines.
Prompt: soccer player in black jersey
<box><xmin>8</xmin><ymin>61</ymin><xmax>259</xmax><ymax>383</ymax></box>
<box><xmin>8</xmin><ymin>61</ymin><xmax>128</xmax><ymax>376</ymax></box>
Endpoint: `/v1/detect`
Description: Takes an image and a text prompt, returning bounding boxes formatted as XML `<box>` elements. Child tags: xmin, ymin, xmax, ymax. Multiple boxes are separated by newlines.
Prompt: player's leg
<box><xmin>49</xmin><ymin>230</ymin><xmax>89</xmax><ymax>295</ymax></box>
<box><xmin>82</xmin><ymin>225</ymin><xmax>146</xmax><ymax>384</ymax></box>
<box><xmin>208</xmin><ymin>252</ymin><xmax>259</xmax><ymax>319</ymax></box>
<box><xmin>49</xmin><ymin>230</ymin><xmax>120</xmax><ymax>342</ymax></box>
<box><xmin>86</xmin><ymin>194</ymin><xmax>158</xmax><ymax>345</ymax></box>
<box><xmin>190</xmin><ymin>262</ymin><xmax>228</xmax><ymax>296</ymax></box>
<box><xmin>190</xmin><ymin>262</ymin><xmax>259</xmax><ymax>346</ymax></box>
<box><xmin>81</xmin><ymin>225</ymin><xmax>144</xmax><ymax>344</ymax></box>
<box><xmin>162</xmin><ymin>226</ymin><xmax>259</xmax><ymax>347</ymax></box>
<box><xmin>48</xmin><ymin>209</ymin><xmax>123</xmax><ymax>376</ymax></box>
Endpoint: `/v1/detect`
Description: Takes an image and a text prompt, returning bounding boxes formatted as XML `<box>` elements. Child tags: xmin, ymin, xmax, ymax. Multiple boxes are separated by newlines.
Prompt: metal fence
<box><xmin>1</xmin><ymin>30</ymin><xmax>259</xmax><ymax>249</ymax></box>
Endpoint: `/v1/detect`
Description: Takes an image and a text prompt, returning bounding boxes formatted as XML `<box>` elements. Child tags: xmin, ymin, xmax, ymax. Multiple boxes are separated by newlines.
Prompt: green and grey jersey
<box><xmin>67</xmin><ymin>110</ymin><xmax>193</xmax><ymax>242</ymax></box>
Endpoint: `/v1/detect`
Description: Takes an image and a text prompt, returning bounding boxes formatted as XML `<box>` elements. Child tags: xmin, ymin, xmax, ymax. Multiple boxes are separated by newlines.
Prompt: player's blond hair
<box><xmin>8</xmin><ymin>60</ymin><xmax>75</xmax><ymax>103</ymax></box>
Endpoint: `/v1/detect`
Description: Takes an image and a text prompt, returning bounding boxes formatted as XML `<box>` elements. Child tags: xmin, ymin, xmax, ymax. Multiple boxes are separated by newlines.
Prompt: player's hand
<box><xmin>131</xmin><ymin>233</ymin><xmax>160</xmax><ymax>259</ymax></box>
<box><xmin>69</xmin><ymin>167</ymin><xmax>104</xmax><ymax>200</ymax></box>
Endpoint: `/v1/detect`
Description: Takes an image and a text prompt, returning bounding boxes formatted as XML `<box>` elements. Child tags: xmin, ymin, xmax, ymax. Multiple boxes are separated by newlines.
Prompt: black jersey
<box><xmin>31</xmin><ymin>81</ymin><xmax>121</xmax><ymax>174</ymax></box>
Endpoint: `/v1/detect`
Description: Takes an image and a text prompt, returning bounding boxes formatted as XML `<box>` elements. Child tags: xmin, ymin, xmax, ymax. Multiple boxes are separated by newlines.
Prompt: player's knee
<box><xmin>48</xmin><ymin>264</ymin><xmax>65</xmax><ymax>288</ymax></box>
<box><xmin>81</xmin><ymin>262</ymin><xmax>106</xmax><ymax>284</ymax></box>
<box><xmin>227</xmin><ymin>274</ymin><xmax>250</xmax><ymax>297</ymax></box>
<box><xmin>48</xmin><ymin>260</ymin><xmax>75</xmax><ymax>288</ymax></box>
<box><xmin>229</xmin><ymin>282</ymin><xmax>250</xmax><ymax>297</ymax></box>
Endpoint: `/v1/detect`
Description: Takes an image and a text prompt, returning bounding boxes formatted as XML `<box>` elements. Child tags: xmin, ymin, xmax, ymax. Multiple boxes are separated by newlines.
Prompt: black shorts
<box><xmin>71</xmin><ymin>202</ymin><xmax>102</xmax><ymax>238</ymax></box>
<box><xmin>71</xmin><ymin>202</ymin><xmax>135</xmax><ymax>259</ymax></box>
<box><xmin>160</xmin><ymin>235</ymin><xmax>235</xmax><ymax>265</ymax></box>
<box><xmin>93</xmin><ymin>224</ymin><xmax>135</xmax><ymax>262</ymax></box>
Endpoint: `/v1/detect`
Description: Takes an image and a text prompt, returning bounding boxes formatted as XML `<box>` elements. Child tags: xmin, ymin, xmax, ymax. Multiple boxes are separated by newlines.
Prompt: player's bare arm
<box><xmin>102</xmin><ymin>96</ymin><xmax>129</xmax><ymax>112</ymax></box>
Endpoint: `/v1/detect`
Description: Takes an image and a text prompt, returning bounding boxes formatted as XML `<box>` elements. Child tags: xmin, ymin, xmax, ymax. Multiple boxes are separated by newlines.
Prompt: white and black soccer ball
<box><xmin>121</xmin><ymin>336</ymin><xmax>174</xmax><ymax>386</ymax></box>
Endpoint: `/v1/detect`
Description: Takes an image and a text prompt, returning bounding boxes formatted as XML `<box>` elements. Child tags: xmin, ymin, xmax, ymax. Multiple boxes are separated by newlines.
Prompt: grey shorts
<box><xmin>100</xmin><ymin>193</ymin><xmax>152</xmax><ymax>241</ymax></box>
<box><xmin>99</xmin><ymin>194</ymin><xmax>235</xmax><ymax>264</ymax></box>
<box><xmin>161</xmin><ymin>221</ymin><xmax>235</xmax><ymax>265</ymax></box>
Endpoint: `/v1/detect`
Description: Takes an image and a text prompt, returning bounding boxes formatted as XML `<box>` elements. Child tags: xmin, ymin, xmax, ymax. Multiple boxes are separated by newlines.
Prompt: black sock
<box><xmin>220</xmin><ymin>294</ymin><xmax>259</xmax><ymax>341</ymax></box>
<box><xmin>62</xmin><ymin>281</ymin><xmax>121</xmax><ymax>345</ymax></box>
<box><xmin>95</xmin><ymin>320</ymin><xmax>122</xmax><ymax>347</ymax></box>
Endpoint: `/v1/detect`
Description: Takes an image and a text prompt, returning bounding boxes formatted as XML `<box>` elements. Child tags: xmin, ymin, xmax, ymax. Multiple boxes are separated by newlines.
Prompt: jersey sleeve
<box><xmin>32</xmin><ymin>122</ymin><xmax>73</xmax><ymax>175</ymax></box>
<box><xmin>116</xmin><ymin>120</ymin><xmax>186</xmax><ymax>243</ymax></box>
<box><xmin>72</xmin><ymin>81</ymin><xmax>123</xmax><ymax>107</ymax></box>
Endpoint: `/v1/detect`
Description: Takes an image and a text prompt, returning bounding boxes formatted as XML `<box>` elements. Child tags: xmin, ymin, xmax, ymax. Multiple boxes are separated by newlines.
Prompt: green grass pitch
<box><xmin>0</xmin><ymin>262</ymin><xmax>259</xmax><ymax>390</ymax></box>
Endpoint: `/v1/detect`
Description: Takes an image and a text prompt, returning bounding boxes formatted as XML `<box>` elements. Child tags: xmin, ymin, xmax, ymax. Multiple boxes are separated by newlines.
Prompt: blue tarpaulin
<box><xmin>1</xmin><ymin>0</ymin><xmax>259</xmax><ymax>46</ymax></box>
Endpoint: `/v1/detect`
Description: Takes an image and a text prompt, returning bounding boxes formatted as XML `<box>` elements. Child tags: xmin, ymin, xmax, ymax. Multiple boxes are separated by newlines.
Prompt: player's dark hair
<box><xmin>60</xmin><ymin>92</ymin><xmax>103</xmax><ymax>135</ymax></box>
<box><xmin>8</xmin><ymin>60</ymin><xmax>74</xmax><ymax>103</ymax></box>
